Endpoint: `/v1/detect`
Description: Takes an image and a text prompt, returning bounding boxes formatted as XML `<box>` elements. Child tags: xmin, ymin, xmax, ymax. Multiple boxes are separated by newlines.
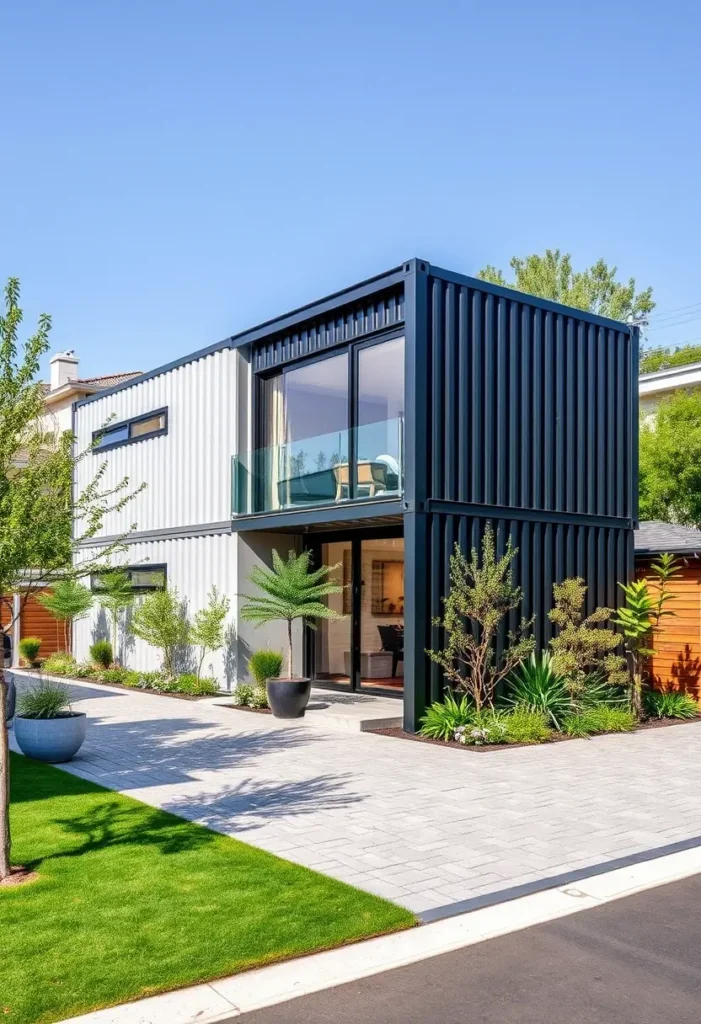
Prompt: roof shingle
<box><xmin>635</xmin><ymin>520</ymin><xmax>701</xmax><ymax>555</ymax></box>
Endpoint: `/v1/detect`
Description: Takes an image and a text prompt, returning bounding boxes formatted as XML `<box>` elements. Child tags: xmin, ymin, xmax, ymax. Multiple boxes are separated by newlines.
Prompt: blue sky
<box><xmin>2</xmin><ymin>0</ymin><xmax>699</xmax><ymax>380</ymax></box>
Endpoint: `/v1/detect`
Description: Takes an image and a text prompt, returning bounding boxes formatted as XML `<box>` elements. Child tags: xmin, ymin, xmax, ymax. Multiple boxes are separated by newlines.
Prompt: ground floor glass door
<box><xmin>310</xmin><ymin>534</ymin><xmax>404</xmax><ymax>695</ymax></box>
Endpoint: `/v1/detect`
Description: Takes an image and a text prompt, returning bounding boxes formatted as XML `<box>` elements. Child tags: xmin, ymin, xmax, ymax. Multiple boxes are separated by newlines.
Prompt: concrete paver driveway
<box><xmin>11</xmin><ymin>679</ymin><xmax>701</xmax><ymax>917</ymax></box>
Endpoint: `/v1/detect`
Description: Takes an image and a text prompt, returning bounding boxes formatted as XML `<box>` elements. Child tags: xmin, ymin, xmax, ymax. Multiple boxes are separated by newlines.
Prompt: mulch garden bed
<box><xmin>220</xmin><ymin>703</ymin><xmax>272</xmax><ymax>715</ymax></box>
<box><xmin>16</xmin><ymin>671</ymin><xmax>214</xmax><ymax>702</ymax></box>
<box><xmin>370</xmin><ymin>715</ymin><xmax>701</xmax><ymax>753</ymax></box>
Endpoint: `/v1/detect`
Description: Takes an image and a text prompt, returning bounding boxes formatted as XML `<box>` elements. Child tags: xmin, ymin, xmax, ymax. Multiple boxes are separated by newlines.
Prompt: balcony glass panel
<box><xmin>232</xmin><ymin>417</ymin><xmax>403</xmax><ymax>516</ymax></box>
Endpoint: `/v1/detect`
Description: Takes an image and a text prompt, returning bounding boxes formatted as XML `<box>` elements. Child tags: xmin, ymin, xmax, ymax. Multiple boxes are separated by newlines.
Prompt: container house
<box><xmin>73</xmin><ymin>259</ymin><xmax>638</xmax><ymax>730</ymax></box>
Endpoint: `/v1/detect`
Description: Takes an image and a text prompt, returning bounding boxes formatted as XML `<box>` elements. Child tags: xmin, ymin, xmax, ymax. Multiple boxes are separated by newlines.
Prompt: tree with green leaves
<box><xmin>239</xmin><ymin>550</ymin><xmax>345</xmax><ymax>680</ymax></box>
<box><xmin>639</xmin><ymin>390</ymin><xmax>701</xmax><ymax>528</ymax></box>
<box><xmin>612</xmin><ymin>554</ymin><xmax>679</xmax><ymax>716</ymax></box>
<box><xmin>427</xmin><ymin>525</ymin><xmax>535</xmax><ymax>712</ymax></box>
<box><xmin>640</xmin><ymin>343</ymin><xmax>701</xmax><ymax>374</ymax></box>
<box><xmin>37</xmin><ymin>580</ymin><xmax>93</xmax><ymax>652</ymax></box>
<box><xmin>477</xmin><ymin>249</ymin><xmax>654</xmax><ymax>322</ymax></box>
<box><xmin>129</xmin><ymin>588</ymin><xmax>189</xmax><ymax>678</ymax></box>
<box><xmin>189</xmin><ymin>587</ymin><xmax>230</xmax><ymax>681</ymax></box>
<box><xmin>0</xmin><ymin>277</ymin><xmax>143</xmax><ymax>882</ymax></box>
<box><xmin>96</xmin><ymin>570</ymin><xmax>137</xmax><ymax>663</ymax></box>
<box><xmin>548</xmin><ymin>578</ymin><xmax>627</xmax><ymax>692</ymax></box>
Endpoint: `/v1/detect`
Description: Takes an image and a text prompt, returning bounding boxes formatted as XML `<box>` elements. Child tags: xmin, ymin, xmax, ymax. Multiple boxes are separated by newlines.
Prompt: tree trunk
<box><xmin>287</xmin><ymin>619</ymin><xmax>293</xmax><ymax>679</ymax></box>
<box><xmin>632</xmin><ymin>664</ymin><xmax>643</xmax><ymax>719</ymax></box>
<box><xmin>0</xmin><ymin>670</ymin><xmax>11</xmax><ymax>879</ymax></box>
<box><xmin>197</xmin><ymin>648</ymin><xmax>205</xmax><ymax>682</ymax></box>
<box><xmin>112</xmin><ymin>613</ymin><xmax>119</xmax><ymax>667</ymax></box>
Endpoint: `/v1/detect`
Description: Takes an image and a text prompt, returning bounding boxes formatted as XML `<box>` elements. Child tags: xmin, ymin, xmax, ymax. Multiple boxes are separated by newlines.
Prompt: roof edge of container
<box><xmin>426</xmin><ymin>262</ymin><xmax>636</xmax><ymax>335</ymax></box>
<box><xmin>74</xmin><ymin>262</ymin><xmax>409</xmax><ymax>409</ymax></box>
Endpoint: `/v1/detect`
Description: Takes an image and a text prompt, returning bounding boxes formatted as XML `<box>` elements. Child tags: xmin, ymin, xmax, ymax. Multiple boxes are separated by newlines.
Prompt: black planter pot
<box><xmin>266</xmin><ymin>677</ymin><xmax>312</xmax><ymax>719</ymax></box>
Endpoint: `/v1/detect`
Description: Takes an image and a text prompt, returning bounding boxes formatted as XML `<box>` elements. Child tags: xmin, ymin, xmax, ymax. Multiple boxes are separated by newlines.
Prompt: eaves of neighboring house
<box><xmin>639</xmin><ymin>360</ymin><xmax>701</xmax><ymax>419</ymax></box>
<box><xmin>39</xmin><ymin>350</ymin><xmax>141</xmax><ymax>437</ymax></box>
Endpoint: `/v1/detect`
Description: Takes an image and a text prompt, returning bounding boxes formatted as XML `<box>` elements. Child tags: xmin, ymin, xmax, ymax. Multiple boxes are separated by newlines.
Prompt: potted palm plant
<box><xmin>239</xmin><ymin>549</ymin><xmax>345</xmax><ymax>718</ymax></box>
<box><xmin>14</xmin><ymin>680</ymin><xmax>87</xmax><ymax>762</ymax></box>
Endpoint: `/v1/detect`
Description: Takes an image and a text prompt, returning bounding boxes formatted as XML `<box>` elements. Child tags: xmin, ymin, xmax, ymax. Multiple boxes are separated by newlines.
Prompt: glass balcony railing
<box><xmin>232</xmin><ymin>417</ymin><xmax>404</xmax><ymax>516</ymax></box>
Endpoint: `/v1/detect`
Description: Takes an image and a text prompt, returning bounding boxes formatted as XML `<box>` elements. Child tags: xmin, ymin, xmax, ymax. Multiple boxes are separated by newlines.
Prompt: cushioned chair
<box><xmin>377</xmin><ymin>625</ymin><xmax>404</xmax><ymax>678</ymax></box>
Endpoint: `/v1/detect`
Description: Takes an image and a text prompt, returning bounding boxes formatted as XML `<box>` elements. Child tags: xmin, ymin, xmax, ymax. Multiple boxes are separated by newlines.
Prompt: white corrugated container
<box><xmin>73</xmin><ymin>347</ymin><xmax>238</xmax><ymax>537</ymax></box>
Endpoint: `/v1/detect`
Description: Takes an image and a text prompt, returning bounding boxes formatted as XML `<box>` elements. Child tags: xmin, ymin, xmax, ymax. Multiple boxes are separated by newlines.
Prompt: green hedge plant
<box><xmin>18</xmin><ymin>637</ymin><xmax>41</xmax><ymax>667</ymax></box>
<box><xmin>249</xmin><ymin>649</ymin><xmax>283</xmax><ymax>686</ymax></box>
<box><xmin>90</xmin><ymin>640</ymin><xmax>113</xmax><ymax>669</ymax></box>
<box><xmin>42</xmin><ymin>652</ymin><xmax>77</xmax><ymax>676</ymax></box>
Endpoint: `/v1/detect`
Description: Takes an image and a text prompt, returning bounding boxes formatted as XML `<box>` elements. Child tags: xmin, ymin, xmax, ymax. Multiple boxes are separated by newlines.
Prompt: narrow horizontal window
<box><xmin>90</xmin><ymin>564</ymin><xmax>167</xmax><ymax>593</ymax></box>
<box><xmin>93</xmin><ymin>408</ymin><xmax>168</xmax><ymax>451</ymax></box>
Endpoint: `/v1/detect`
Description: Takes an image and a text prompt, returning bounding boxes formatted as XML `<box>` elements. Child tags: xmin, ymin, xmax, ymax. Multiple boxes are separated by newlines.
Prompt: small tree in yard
<box><xmin>0</xmin><ymin>278</ymin><xmax>142</xmax><ymax>882</ymax></box>
<box><xmin>427</xmin><ymin>526</ymin><xmax>535</xmax><ymax>712</ymax></box>
<box><xmin>612</xmin><ymin>554</ymin><xmax>679</xmax><ymax>717</ymax></box>
<box><xmin>189</xmin><ymin>587</ymin><xmax>230</xmax><ymax>681</ymax></box>
<box><xmin>97</xmin><ymin>570</ymin><xmax>136</xmax><ymax>663</ymax></box>
<box><xmin>129</xmin><ymin>588</ymin><xmax>189</xmax><ymax>678</ymax></box>
<box><xmin>239</xmin><ymin>550</ymin><xmax>345</xmax><ymax>680</ymax></box>
<box><xmin>548</xmin><ymin>578</ymin><xmax>628</xmax><ymax>695</ymax></box>
<box><xmin>37</xmin><ymin>579</ymin><xmax>93</xmax><ymax>652</ymax></box>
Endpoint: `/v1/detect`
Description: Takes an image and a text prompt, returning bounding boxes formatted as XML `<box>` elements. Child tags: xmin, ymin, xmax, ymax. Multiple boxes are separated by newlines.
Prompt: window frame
<box><xmin>92</xmin><ymin>407</ymin><xmax>168</xmax><ymax>453</ymax></box>
<box><xmin>90</xmin><ymin>564</ymin><xmax>168</xmax><ymax>594</ymax></box>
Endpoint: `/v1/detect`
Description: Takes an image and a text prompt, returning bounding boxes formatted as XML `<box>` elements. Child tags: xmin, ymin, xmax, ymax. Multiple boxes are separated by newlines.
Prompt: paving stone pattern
<box><xmin>12</xmin><ymin>681</ymin><xmax>701</xmax><ymax>915</ymax></box>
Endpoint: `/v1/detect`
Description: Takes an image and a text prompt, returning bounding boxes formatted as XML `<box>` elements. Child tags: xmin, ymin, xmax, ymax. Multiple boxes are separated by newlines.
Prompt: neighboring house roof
<box><xmin>42</xmin><ymin>371</ymin><xmax>142</xmax><ymax>405</ymax></box>
<box><xmin>635</xmin><ymin>520</ymin><xmax>701</xmax><ymax>556</ymax></box>
<box><xmin>639</xmin><ymin>361</ymin><xmax>701</xmax><ymax>399</ymax></box>
<box><xmin>75</xmin><ymin>372</ymin><xmax>142</xmax><ymax>389</ymax></box>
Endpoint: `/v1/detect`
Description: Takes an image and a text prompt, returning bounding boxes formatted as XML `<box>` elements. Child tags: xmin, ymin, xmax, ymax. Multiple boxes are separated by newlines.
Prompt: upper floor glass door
<box><xmin>233</xmin><ymin>335</ymin><xmax>404</xmax><ymax>515</ymax></box>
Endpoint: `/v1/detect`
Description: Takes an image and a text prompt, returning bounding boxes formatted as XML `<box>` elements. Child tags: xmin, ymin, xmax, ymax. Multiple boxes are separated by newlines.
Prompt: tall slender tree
<box><xmin>0</xmin><ymin>278</ymin><xmax>143</xmax><ymax>881</ymax></box>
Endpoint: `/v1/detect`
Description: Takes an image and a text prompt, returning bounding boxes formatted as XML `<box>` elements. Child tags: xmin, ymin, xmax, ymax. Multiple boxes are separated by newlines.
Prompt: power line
<box><xmin>648</xmin><ymin>300</ymin><xmax>701</xmax><ymax>321</ymax></box>
<box><xmin>647</xmin><ymin>313</ymin><xmax>701</xmax><ymax>332</ymax></box>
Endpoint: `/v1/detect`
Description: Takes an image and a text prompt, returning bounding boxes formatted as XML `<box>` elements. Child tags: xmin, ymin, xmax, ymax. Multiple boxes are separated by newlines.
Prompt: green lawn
<box><xmin>1</xmin><ymin>754</ymin><xmax>415</xmax><ymax>1024</ymax></box>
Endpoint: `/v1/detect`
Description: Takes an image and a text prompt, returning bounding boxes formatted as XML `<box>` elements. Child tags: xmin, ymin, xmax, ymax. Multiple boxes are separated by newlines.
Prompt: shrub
<box><xmin>17</xmin><ymin>680</ymin><xmax>72</xmax><ymax>719</ymax></box>
<box><xmin>72</xmin><ymin>662</ymin><xmax>96</xmax><ymax>678</ymax></box>
<box><xmin>248</xmin><ymin>685</ymin><xmax>269</xmax><ymax>709</ymax></box>
<box><xmin>455</xmin><ymin>708</ymin><xmax>509</xmax><ymax>745</ymax></box>
<box><xmin>502</xmin><ymin>705</ymin><xmax>552</xmax><ymax>744</ymax></box>
<box><xmin>644</xmin><ymin>689</ymin><xmax>698</xmax><ymax>720</ymax></box>
<box><xmin>563</xmin><ymin>706</ymin><xmax>637</xmax><ymax>737</ymax></box>
<box><xmin>129</xmin><ymin>588</ymin><xmax>189</xmax><ymax>677</ymax></box>
<box><xmin>249</xmin><ymin>649</ymin><xmax>283</xmax><ymax>686</ymax></box>
<box><xmin>96</xmin><ymin>667</ymin><xmax>131</xmax><ymax>685</ymax></box>
<box><xmin>504</xmin><ymin>652</ymin><xmax>571</xmax><ymax>729</ymax></box>
<box><xmin>90</xmin><ymin>640</ymin><xmax>113</xmax><ymax>669</ymax></box>
<box><xmin>189</xmin><ymin>587</ymin><xmax>230</xmax><ymax>680</ymax></box>
<box><xmin>232</xmin><ymin>684</ymin><xmax>254</xmax><ymax>706</ymax></box>
<box><xmin>18</xmin><ymin>637</ymin><xmax>41</xmax><ymax>667</ymax></box>
<box><xmin>42</xmin><ymin>652</ymin><xmax>77</xmax><ymax>676</ymax></box>
<box><xmin>419</xmin><ymin>691</ymin><xmax>474</xmax><ymax>741</ymax></box>
<box><xmin>175</xmin><ymin>673</ymin><xmax>218</xmax><ymax>696</ymax></box>
<box><xmin>548</xmin><ymin>577</ymin><xmax>627</xmax><ymax>691</ymax></box>
<box><xmin>134</xmin><ymin>671</ymin><xmax>167</xmax><ymax>690</ymax></box>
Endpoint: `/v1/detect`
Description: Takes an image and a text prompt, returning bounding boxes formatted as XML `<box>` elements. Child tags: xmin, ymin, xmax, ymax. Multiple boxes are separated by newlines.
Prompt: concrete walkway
<box><xmin>11</xmin><ymin>677</ymin><xmax>701</xmax><ymax>916</ymax></box>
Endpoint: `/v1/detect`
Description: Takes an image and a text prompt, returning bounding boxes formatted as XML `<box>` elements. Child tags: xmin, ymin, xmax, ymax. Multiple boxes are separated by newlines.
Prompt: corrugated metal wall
<box><xmin>251</xmin><ymin>285</ymin><xmax>404</xmax><ymax>372</ymax></box>
<box><xmin>422</xmin><ymin>513</ymin><xmax>633</xmax><ymax>706</ymax></box>
<box><xmin>74</xmin><ymin>348</ymin><xmax>238</xmax><ymax>535</ymax></box>
<box><xmin>74</xmin><ymin>533</ymin><xmax>239</xmax><ymax>682</ymax></box>
<box><xmin>424</xmin><ymin>274</ymin><xmax>635</xmax><ymax>519</ymax></box>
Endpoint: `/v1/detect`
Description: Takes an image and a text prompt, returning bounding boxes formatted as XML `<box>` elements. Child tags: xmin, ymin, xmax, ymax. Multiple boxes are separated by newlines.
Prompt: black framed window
<box><xmin>93</xmin><ymin>408</ymin><xmax>168</xmax><ymax>452</ymax></box>
<box><xmin>90</xmin><ymin>564</ymin><xmax>167</xmax><ymax>593</ymax></box>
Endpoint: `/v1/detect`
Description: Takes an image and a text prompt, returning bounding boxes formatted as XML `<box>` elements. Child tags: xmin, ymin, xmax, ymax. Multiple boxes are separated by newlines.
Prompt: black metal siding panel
<box><xmin>410</xmin><ymin>512</ymin><xmax>635</xmax><ymax>715</ymax></box>
<box><xmin>424</xmin><ymin>274</ymin><xmax>635</xmax><ymax>520</ymax></box>
<box><xmin>251</xmin><ymin>286</ymin><xmax>404</xmax><ymax>372</ymax></box>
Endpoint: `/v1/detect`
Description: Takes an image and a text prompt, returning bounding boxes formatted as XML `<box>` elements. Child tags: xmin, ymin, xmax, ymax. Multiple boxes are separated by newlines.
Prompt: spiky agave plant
<box><xmin>239</xmin><ymin>550</ymin><xmax>346</xmax><ymax>679</ymax></box>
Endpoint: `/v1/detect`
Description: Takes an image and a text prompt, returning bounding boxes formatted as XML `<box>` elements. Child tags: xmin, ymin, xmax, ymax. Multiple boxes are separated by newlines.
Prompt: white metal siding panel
<box><xmin>73</xmin><ymin>349</ymin><xmax>237</xmax><ymax>537</ymax></box>
<box><xmin>74</xmin><ymin>533</ymin><xmax>240</xmax><ymax>685</ymax></box>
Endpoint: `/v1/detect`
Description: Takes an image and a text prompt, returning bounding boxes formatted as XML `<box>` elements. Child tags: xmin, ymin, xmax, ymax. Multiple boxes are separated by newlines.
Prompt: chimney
<box><xmin>49</xmin><ymin>350</ymin><xmax>79</xmax><ymax>391</ymax></box>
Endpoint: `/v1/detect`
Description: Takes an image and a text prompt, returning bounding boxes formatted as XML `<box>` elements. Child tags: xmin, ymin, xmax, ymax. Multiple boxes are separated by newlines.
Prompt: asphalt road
<box><xmin>234</xmin><ymin>875</ymin><xmax>701</xmax><ymax>1023</ymax></box>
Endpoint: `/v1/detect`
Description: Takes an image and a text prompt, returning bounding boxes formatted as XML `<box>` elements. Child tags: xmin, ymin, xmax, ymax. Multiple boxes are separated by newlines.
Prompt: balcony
<box><xmin>232</xmin><ymin>417</ymin><xmax>403</xmax><ymax>517</ymax></box>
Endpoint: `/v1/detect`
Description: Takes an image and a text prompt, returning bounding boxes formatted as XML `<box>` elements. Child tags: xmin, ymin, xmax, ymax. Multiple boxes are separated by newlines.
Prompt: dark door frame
<box><xmin>304</xmin><ymin>526</ymin><xmax>403</xmax><ymax>699</ymax></box>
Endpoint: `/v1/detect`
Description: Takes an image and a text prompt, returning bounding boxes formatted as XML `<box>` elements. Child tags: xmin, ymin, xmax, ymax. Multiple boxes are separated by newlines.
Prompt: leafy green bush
<box><xmin>18</xmin><ymin>637</ymin><xmax>41</xmax><ymax>667</ymax></box>
<box><xmin>644</xmin><ymin>689</ymin><xmax>698</xmax><ymax>720</ymax></box>
<box><xmin>455</xmin><ymin>708</ymin><xmax>509</xmax><ymax>745</ymax></box>
<box><xmin>504</xmin><ymin>652</ymin><xmax>570</xmax><ymax>729</ymax></box>
<box><xmin>563</xmin><ymin>706</ymin><xmax>637</xmax><ymax>737</ymax></box>
<box><xmin>96</xmin><ymin>667</ymin><xmax>132</xmax><ymax>685</ymax></box>
<box><xmin>42</xmin><ymin>652</ymin><xmax>77</xmax><ymax>676</ymax></box>
<box><xmin>90</xmin><ymin>640</ymin><xmax>113</xmax><ymax>669</ymax></box>
<box><xmin>248</xmin><ymin>685</ymin><xmax>269</xmax><ymax>709</ymax></box>
<box><xmin>231</xmin><ymin>683</ymin><xmax>269</xmax><ymax>708</ymax></box>
<box><xmin>249</xmin><ymin>649</ymin><xmax>284</xmax><ymax>685</ymax></box>
<box><xmin>502</xmin><ymin>705</ymin><xmax>552</xmax><ymax>744</ymax></box>
<box><xmin>72</xmin><ymin>662</ymin><xmax>96</xmax><ymax>678</ymax></box>
<box><xmin>419</xmin><ymin>692</ymin><xmax>474</xmax><ymax>741</ymax></box>
<box><xmin>17</xmin><ymin>680</ymin><xmax>72</xmax><ymax>719</ymax></box>
<box><xmin>175</xmin><ymin>673</ymin><xmax>218</xmax><ymax>696</ymax></box>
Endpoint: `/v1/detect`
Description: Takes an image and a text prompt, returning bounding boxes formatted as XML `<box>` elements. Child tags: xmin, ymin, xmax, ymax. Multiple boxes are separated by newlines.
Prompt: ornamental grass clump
<box><xmin>18</xmin><ymin>637</ymin><xmax>41</xmax><ymax>667</ymax></box>
<box><xmin>249</xmin><ymin>649</ymin><xmax>284</xmax><ymax>685</ymax></box>
<box><xmin>16</xmin><ymin>681</ymin><xmax>72</xmax><ymax>719</ymax></box>
<box><xmin>643</xmin><ymin>689</ymin><xmax>698</xmax><ymax>720</ymax></box>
